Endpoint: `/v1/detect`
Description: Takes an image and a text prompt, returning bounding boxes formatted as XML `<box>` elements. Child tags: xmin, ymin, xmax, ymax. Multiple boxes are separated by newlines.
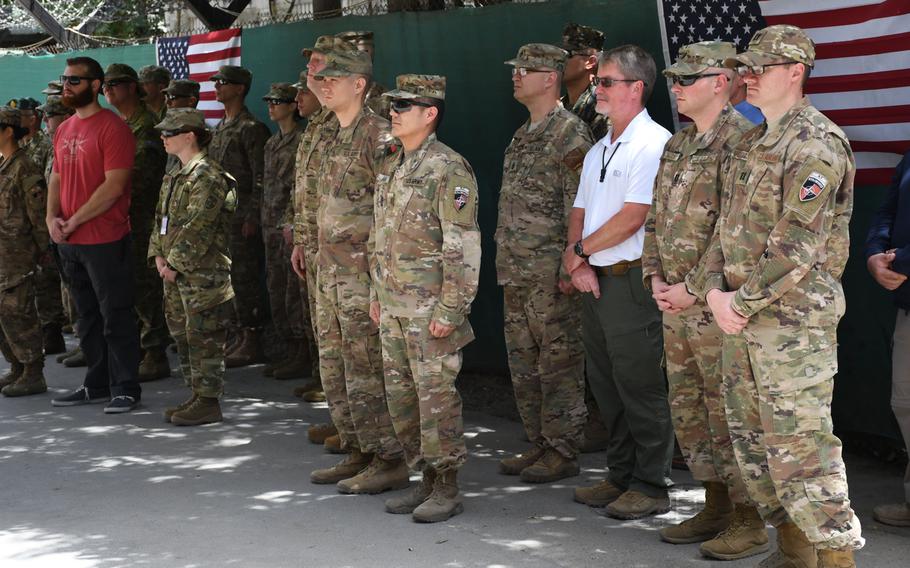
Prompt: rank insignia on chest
<box><xmin>800</xmin><ymin>172</ymin><xmax>828</xmax><ymax>202</ymax></box>
<box><xmin>454</xmin><ymin>186</ymin><xmax>470</xmax><ymax>211</ymax></box>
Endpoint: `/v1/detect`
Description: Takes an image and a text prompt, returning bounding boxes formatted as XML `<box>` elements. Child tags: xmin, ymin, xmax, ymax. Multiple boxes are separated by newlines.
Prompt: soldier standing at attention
<box><xmin>641</xmin><ymin>41</ymin><xmax>769</xmax><ymax>559</ymax></box>
<box><xmin>260</xmin><ymin>83</ymin><xmax>309</xmax><ymax>380</ymax></box>
<box><xmin>696</xmin><ymin>25</ymin><xmax>864</xmax><ymax>567</ymax></box>
<box><xmin>0</xmin><ymin>107</ymin><xmax>50</xmax><ymax>397</ymax></box>
<box><xmin>497</xmin><ymin>44</ymin><xmax>592</xmax><ymax>484</ymax></box>
<box><xmin>336</xmin><ymin>30</ymin><xmax>390</xmax><ymax>119</ymax></box>
<box><xmin>161</xmin><ymin>79</ymin><xmax>201</xmax><ymax>175</ymax></box>
<box><xmin>561</xmin><ymin>23</ymin><xmax>609</xmax><ymax>142</ymax></box>
<box><xmin>307</xmin><ymin>46</ymin><xmax>407</xmax><ymax>494</ymax></box>
<box><xmin>374</xmin><ymin>74</ymin><xmax>480</xmax><ymax>522</ymax></box>
<box><xmin>103</xmin><ymin>63</ymin><xmax>171</xmax><ymax>383</ymax></box>
<box><xmin>150</xmin><ymin>108</ymin><xmax>236</xmax><ymax>426</ymax></box>
<box><xmin>207</xmin><ymin>65</ymin><xmax>271</xmax><ymax>368</ymax></box>
<box><xmin>138</xmin><ymin>65</ymin><xmax>172</xmax><ymax>122</ymax></box>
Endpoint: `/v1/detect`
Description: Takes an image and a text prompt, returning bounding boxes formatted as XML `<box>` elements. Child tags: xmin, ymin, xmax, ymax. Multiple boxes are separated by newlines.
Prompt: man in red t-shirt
<box><xmin>46</xmin><ymin>56</ymin><xmax>142</xmax><ymax>413</ymax></box>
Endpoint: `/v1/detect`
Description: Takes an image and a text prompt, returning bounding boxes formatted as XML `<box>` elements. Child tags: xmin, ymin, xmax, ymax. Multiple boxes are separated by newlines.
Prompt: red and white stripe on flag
<box><xmin>760</xmin><ymin>0</ymin><xmax>910</xmax><ymax>186</ymax></box>
<box><xmin>187</xmin><ymin>28</ymin><xmax>242</xmax><ymax>127</ymax></box>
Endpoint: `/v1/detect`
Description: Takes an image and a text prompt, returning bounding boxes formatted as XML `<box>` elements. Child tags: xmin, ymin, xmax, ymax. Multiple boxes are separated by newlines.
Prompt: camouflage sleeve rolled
<box><xmin>730</xmin><ymin>138</ymin><xmax>850</xmax><ymax>318</ymax></box>
<box><xmin>166</xmin><ymin>172</ymin><xmax>234</xmax><ymax>274</ymax></box>
<box><xmin>242</xmin><ymin>122</ymin><xmax>271</xmax><ymax>225</ymax></box>
<box><xmin>432</xmin><ymin>161</ymin><xmax>481</xmax><ymax>327</ymax></box>
<box><xmin>559</xmin><ymin>123</ymin><xmax>593</xmax><ymax>282</ymax></box>
<box><xmin>22</xmin><ymin>173</ymin><xmax>49</xmax><ymax>255</ymax></box>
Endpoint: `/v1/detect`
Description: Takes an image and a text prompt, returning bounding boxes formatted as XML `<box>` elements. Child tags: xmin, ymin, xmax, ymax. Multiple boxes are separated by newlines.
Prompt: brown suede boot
<box><xmin>1</xmin><ymin>362</ymin><xmax>47</xmax><ymax>397</ymax></box>
<box><xmin>336</xmin><ymin>455</ymin><xmax>410</xmax><ymax>494</ymax></box>
<box><xmin>755</xmin><ymin>522</ymin><xmax>817</xmax><ymax>568</ymax></box>
<box><xmin>164</xmin><ymin>393</ymin><xmax>198</xmax><ymax>422</ymax></box>
<box><xmin>0</xmin><ymin>360</ymin><xmax>23</xmax><ymax>389</ymax></box>
<box><xmin>323</xmin><ymin>434</ymin><xmax>348</xmax><ymax>454</ymax></box>
<box><xmin>413</xmin><ymin>469</ymin><xmax>463</xmax><ymax>523</ymax></box>
<box><xmin>225</xmin><ymin>329</ymin><xmax>264</xmax><ymax>368</ymax></box>
<box><xmin>519</xmin><ymin>448</ymin><xmax>580</xmax><ymax>483</ymax></box>
<box><xmin>293</xmin><ymin>380</ymin><xmax>320</xmax><ymax>398</ymax></box>
<box><xmin>574</xmin><ymin>478</ymin><xmax>624</xmax><ymax>507</ymax></box>
<box><xmin>138</xmin><ymin>348</ymin><xmax>171</xmax><ymax>382</ymax></box>
<box><xmin>817</xmin><ymin>549</ymin><xmax>855</xmax><ymax>568</ymax></box>
<box><xmin>302</xmin><ymin>388</ymin><xmax>326</xmax><ymax>403</ymax></box>
<box><xmin>307</xmin><ymin>422</ymin><xmax>337</xmax><ymax>444</ymax></box>
<box><xmin>386</xmin><ymin>467</ymin><xmax>436</xmax><ymax>514</ymax></box>
<box><xmin>699</xmin><ymin>503</ymin><xmax>770</xmax><ymax>559</ymax></box>
<box><xmin>310</xmin><ymin>449</ymin><xmax>372</xmax><ymax>484</ymax></box>
<box><xmin>499</xmin><ymin>445</ymin><xmax>545</xmax><ymax>475</ymax></box>
<box><xmin>171</xmin><ymin>396</ymin><xmax>223</xmax><ymax>426</ymax></box>
<box><xmin>661</xmin><ymin>481</ymin><xmax>733</xmax><ymax>544</ymax></box>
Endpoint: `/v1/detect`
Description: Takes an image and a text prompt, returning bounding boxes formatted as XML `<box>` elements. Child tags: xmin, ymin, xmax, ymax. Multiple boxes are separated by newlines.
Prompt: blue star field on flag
<box><xmin>662</xmin><ymin>0</ymin><xmax>766</xmax><ymax>62</ymax></box>
<box><xmin>157</xmin><ymin>36</ymin><xmax>191</xmax><ymax>80</ymax></box>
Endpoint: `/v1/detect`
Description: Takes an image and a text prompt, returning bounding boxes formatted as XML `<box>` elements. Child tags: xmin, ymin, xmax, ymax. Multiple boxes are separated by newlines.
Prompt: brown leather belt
<box><xmin>594</xmin><ymin>258</ymin><xmax>642</xmax><ymax>277</ymax></box>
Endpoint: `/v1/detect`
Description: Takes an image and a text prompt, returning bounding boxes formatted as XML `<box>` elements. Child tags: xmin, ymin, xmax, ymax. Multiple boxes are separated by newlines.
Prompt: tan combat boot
<box><xmin>138</xmin><ymin>348</ymin><xmax>171</xmax><ymax>382</ymax></box>
<box><xmin>755</xmin><ymin>522</ymin><xmax>817</xmax><ymax>568</ymax></box>
<box><xmin>225</xmin><ymin>329</ymin><xmax>264</xmax><ymax>368</ymax></box>
<box><xmin>386</xmin><ymin>467</ymin><xmax>437</xmax><ymax>514</ymax></box>
<box><xmin>293</xmin><ymin>380</ymin><xmax>321</xmax><ymax>398</ymax></box>
<box><xmin>310</xmin><ymin>449</ymin><xmax>372</xmax><ymax>484</ymax></box>
<box><xmin>0</xmin><ymin>360</ymin><xmax>23</xmax><ymax>389</ymax></box>
<box><xmin>62</xmin><ymin>347</ymin><xmax>86</xmax><ymax>367</ymax></box>
<box><xmin>324</xmin><ymin>434</ymin><xmax>348</xmax><ymax>454</ymax></box>
<box><xmin>499</xmin><ymin>445</ymin><xmax>546</xmax><ymax>475</ymax></box>
<box><xmin>661</xmin><ymin>481</ymin><xmax>733</xmax><ymax>544</ymax></box>
<box><xmin>302</xmin><ymin>388</ymin><xmax>326</xmax><ymax>403</ymax></box>
<box><xmin>164</xmin><ymin>393</ymin><xmax>198</xmax><ymax>422</ymax></box>
<box><xmin>1</xmin><ymin>363</ymin><xmax>47</xmax><ymax>397</ymax></box>
<box><xmin>308</xmin><ymin>422</ymin><xmax>337</xmax><ymax>444</ymax></box>
<box><xmin>574</xmin><ymin>478</ymin><xmax>624</xmax><ymax>507</ymax></box>
<box><xmin>273</xmin><ymin>342</ymin><xmax>312</xmax><ymax>380</ymax></box>
<box><xmin>171</xmin><ymin>396</ymin><xmax>223</xmax><ymax>426</ymax></box>
<box><xmin>413</xmin><ymin>469</ymin><xmax>463</xmax><ymax>523</ymax></box>
<box><xmin>56</xmin><ymin>346</ymin><xmax>79</xmax><ymax>364</ymax></box>
<box><xmin>336</xmin><ymin>455</ymin><xmax>410</xmax><ymax>494</ymax></box>
<box><xmin>817</xmin><ymin>549</ymin><xmax>855</xmax><ymax>568</ymax></box>
<box><xmin>604</xmin><ymin>490</ymin><xmax>671</xmax><ymax>520</ymax></box>
<box><xmin>873</xmin><ymin>502</ymin><xmax>910</xmax><ymax>526</ymax></box>
<box><xmin>520</xmin><ymin>448</ymin><xmax>580</xmax><ymax>483</ymax></box>
<box><xmin>699</xmin><ymin>503</ymin><xmax>770</xmax><ymax>559</ymax></box>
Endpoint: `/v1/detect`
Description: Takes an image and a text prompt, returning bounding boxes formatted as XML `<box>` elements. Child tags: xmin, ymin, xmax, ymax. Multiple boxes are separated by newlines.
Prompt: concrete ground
<box><xmin>1</xmin><ymin>344</ymin><xmax>908</xmax><ymax>568</ymax></box>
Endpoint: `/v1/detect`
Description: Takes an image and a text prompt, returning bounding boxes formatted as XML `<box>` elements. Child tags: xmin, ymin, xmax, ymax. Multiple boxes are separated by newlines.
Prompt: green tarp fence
<box><xmin>0</xmin><ymin>0</ymin><xmax>898</xmax><ymax>440</ymax></box>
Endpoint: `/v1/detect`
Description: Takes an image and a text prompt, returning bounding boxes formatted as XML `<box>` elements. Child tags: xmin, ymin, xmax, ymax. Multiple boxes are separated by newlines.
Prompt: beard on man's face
<box><xmin>62</xmin><ymin>86</ymin><xmax>96</xmax><ymax>109</ymax></box>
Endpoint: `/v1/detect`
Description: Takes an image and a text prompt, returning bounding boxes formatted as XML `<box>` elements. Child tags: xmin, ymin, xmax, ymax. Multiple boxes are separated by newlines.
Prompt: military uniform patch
<box><xmin>799</xmin><ymin>172</ymin><xmax>827</xmax><ymax>202</ymax></box>
<box><xmin>454</xmin><ymin>186</ymin><xmax>470</xmax><ymax>211</ymax></box>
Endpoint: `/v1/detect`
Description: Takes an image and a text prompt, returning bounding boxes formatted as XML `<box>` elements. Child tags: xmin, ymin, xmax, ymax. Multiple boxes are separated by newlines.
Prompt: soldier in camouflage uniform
<box><xmin>103</xmin><ymin>64</ymin><xmax>171</xmax><ymax>382</ymax></box>
<box><xmin>42</xmin><ymin>81</ymin><xmax>62</xmax><ymax>97</ymax></box>
<box><xmin>162</xmin><ymin>80</ymin><xmax>201</xmax><ymax>175</ymax></box>
<box><xmin>150</xmin><ymin>108</ymin><xmax>236</xmax><ymax>426</ymax></box>
<box><xmin>15</xmin><ymin>97</ymin><xmax>67</xmax><ymax>355</ymax></box>
<box><xmin>695</xmin><ymin>26</ymin><xmax>863</xmax><ymax>567</ymax></box>
<box><xmin>306</xmin><ymin>46</ymin><xmax>407</xmax><ymax>494</ymax></box>
<box><xmin>497</xmin><ymin>44</ymin><xmax>591</xmax><ymax>484</ymax></box>
<box><xmin>561</xmin><ymin>23</ymin><xmax>609</xmax><ymax>141</ymax></box>
<box><xmin>207</xmin><ymin>65</ymin><xmax>271</xmax><ymax>367</ymax></box>
<box><xmin>374</xmin><ymin>75</ymin><xmax>480</xmax><ymax>522</ymax></box>
<box><xmin>138</xmin><ymin>65</ymin><xmax>171</xmax><ymax>122</ymax></box>
<box><xmin>641</xmin><ymin>42</ymin><xmax>769</xmax><ymax>559</ymax></box>
<box><xmin>336</xmin><ymin>31</ymin><xmax>391</xmax><ymax>119</ymax></box>
<box><xmin>0</xmin><ymin>107</ymin><xmax>49</xmax><ymax>397</ymax></box>
<box><xmin>260</xmin><ymin>82</ymin><xmax>310</xmax><ymax>380</ymax></box>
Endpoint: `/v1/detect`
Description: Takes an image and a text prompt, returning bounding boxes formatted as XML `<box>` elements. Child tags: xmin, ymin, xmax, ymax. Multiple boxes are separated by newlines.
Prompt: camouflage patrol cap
<box><xmin>336</xmin><ymin>30</ymin><xmax>374</xmax><ymax>52</ymax></box>
<box><xmin>154</xmin><ymin>108</ymin><xmax>207</xmax><ymax>132</ymax></box>
<box><xmin>104</xmin><ymin>63</ymin><xmax>140</xmax><ymax>82</ymax></box>
<box><xmin>561</xmin><ymin>23</ymin><xmax>604</xmax><ymax>53</ymax></box>
<box><xmin>209</xmin><ymin>65</ymin><xmax>252</xmax><ymax>86</ymax></box>
<box><xmin>663</xmin><ymin>41</ymin><xmax>737</xmax><ymax>77</ymax></box>
<box><xmin>315</xmin><ymin>47</ymin><xmax>373</xmax><ymax>78</ymax></box>
<box><xmin>301</xmin><ymin>34</ymin><xmax>340</xmax><ymax>58</ymax></box>
<box><xmin>163</xmin><ymin>79</ymin><xmax>201</xmax><ymax>99</ymax></box>
<box><xmin>724</xmin><ymin>25</ymin><xmax>816</xmax><ymax>68</ymax></box>
<box><xmin>383</xmin><ymin>74</ymin><xmax>446</xmax><ymax>101</ymax></box>
<box><xmin>138</xmin><ymin>65</ymin><xmax>171</xmax><ymax>85</ymax></box>
<box><xmin>504</xmin><ymin>43</ymin><xmax>568</xmax><ymax>72</ymax></box>
<box><xmin>0</xmin><ymin>106</ymin><xmax>22</xmax><ymax>127</ymax></box>
<box><xmin>42</xmin><ymin>81</ymin><xmax>63</xmax><ymax>96</ymax></box>
<box><xmin>7</xmin><ymin>97</ymin><xmax>40</xmax><ymax>110</ymax></box>
<box><xmin>262</xmin><ymin>82</ymin><xmax>297</xmax><ymax>102</ymax></box>
<box><xmin>292</xmin><ymin>70</ymin><xmax>310</xmax><ymax>91</ymax></box>
<box><xmin>37</xmin><ymin>96</ymin><xmax>72</xmax><ymax>117</ymax></box>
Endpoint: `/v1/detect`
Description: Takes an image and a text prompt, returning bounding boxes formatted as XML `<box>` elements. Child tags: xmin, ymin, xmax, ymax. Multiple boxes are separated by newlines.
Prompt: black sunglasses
<box><xmin>265</xmin><ymin>98</ymin><xmax>295</xmax><ymax>106</ymax></box>
<box><xmin>213</xmin><ymin>79</ymin><xmax>240</xmax><ymax>86</ymax></box>
<box><xmin>103</xmin><ymin>80</ymin><xmax>129</xmax><ymax>90</ymax></box>
<box><xmin>591</xmin><ymin>76</ymin><xmax>645</xmax><ymax>88</ymax></box>
<box><xmin>160</xmin><ymin>129</ymin><xmax>188</xmax><ymax>138</ymax></box>
<box><xmin>670</xmin><ymin>73</ymin><xmax>723</xmax><ymax>87</ymax></box>
<box><xmin>165</xmin><ymin>93</ymin><xmax>191</xmax><ymax>101</ymax></box>
<box><xmin>390</xmin><ymin>99</ymin><xmax>434</xmax><ymax>113</ymax></box>
<box><xmin>60</xmin><ymin>75</ymin><xmax>99</xmax><ymax>86</ymax></box>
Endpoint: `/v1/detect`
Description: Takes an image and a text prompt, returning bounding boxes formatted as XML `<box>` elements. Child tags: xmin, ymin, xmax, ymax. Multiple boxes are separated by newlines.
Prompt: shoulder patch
<box><xmin>563</xmin><ymin>148</ymin><xmax>586</xmax><ymax>172</ymax></box>
<box><xmin>453</xmin><ymin>186</ymin><xmax>470</xmax><ymax>211</ymax></box>
<box><xmin>784</xmin><ymin>159</ymin><xmax>840</xmax><ymax>224</ymax></box>
<box><xmin>799</xmin><ymin>171</ymin><xmax>828</xmax><ymax>202</ymax></box>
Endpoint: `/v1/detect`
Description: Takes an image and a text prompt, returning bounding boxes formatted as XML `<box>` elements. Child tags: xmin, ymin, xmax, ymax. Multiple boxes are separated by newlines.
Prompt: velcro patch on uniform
<box><xmin>784</xmin><ymin>159</ymin><xmax>840</xmax><ymax>224</ymax></box>
<box><xmin>563</xmin><ymin>148</ymin><xmax>586</xmax><ymax>172</ymax></box>
<box><xmin>454</xmin><ymin>187</ymin><xmax>470</xmax><ymax>211</ymax></box>
<box><xmin>799</xmin><ymin>171</ymin><xmax>827</xmax><ymax>202</ymax></box>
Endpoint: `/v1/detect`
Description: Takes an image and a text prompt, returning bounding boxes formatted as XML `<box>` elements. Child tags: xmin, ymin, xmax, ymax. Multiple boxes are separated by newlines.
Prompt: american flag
<box><xmin>156</xmin><ymin>28</ymin><xmax>242</xmax><ymax>127</ymax></box>
<box><xmin>659</xmin><ymin>0</ymin><xmax>910</xmax><ymax>186</ymax></box>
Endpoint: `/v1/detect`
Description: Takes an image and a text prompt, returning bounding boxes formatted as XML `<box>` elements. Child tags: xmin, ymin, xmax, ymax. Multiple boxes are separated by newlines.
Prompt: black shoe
<box><xmin>104</xmin><ymin>395</ymin><xmax>139</xmax><ymax>414</ymax></box>
<box><xmin>51</xmin><ymin>386</ymin><xmax>110</xmax><ymax>407</ymax></box>
<box><xmin>43</xmin><ymin>325</ymin><xmax>67</xmax><ymax>355</ymax></box>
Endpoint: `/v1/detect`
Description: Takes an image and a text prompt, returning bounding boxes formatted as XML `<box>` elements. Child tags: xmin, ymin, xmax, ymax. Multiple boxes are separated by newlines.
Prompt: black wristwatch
<box><xmin>574</xmin><ymin>240</ymin><xmax>590</xmax><ymax>259</ymax></box>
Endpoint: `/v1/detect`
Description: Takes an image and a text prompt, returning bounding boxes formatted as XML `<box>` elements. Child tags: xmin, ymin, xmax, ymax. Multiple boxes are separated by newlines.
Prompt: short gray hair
<box><xmin>599</xmin><ymin>44</ymin><xmax>657</xmax><ymax>105</ymax></box>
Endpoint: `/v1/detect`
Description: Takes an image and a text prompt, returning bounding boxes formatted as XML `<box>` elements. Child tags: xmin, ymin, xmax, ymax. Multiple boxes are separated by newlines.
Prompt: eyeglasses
<box><xmin>265</xmin><ymin>98</ymin><xmax>294</xmax><ymax>106</ymax></box>
<box><xmin>60</xmin><ymin>75</ymin><xmax>98</xmax><ymax>86</ymax></box>
<box><xmin>591</xmin><ymin>76</ymin><xmax>644</xmax><ymax>88</ymax></box>
<box><xmin>670</xmin><ymin>73</ymin><xmax>723</xmax><ymax>87</ymax></box>
<box><xmin>165</xmin><ymin>93</ymin><xmax>190</xmax><ymax>101</ymax></box>
<box><xmin>103</xmin><ymin>80</ymin><xmax>128</xmax><ymax>90</ymax></box>
<box><xmin>511</xmin><ymin>67</ymin><xmax>552</xmax><ymax>78</ymax></box>
<box><xmin>734</xmin><ymin>62</ymin><xmax>794</xmax><ymax>76</ymax></box>
<box><xmin>390</xmin><ymin>99</ymin><xmax>434</xmax><ymax>114</ymax></box>
<box><xmin>213</xmin><ymin>79</ymin><xmax>240</xmax><ymax>86</ymax></box>
<box><xmin>160</xmin><ymin>129</ymin><xmax>187</xmax><ymax>138</ymax></box>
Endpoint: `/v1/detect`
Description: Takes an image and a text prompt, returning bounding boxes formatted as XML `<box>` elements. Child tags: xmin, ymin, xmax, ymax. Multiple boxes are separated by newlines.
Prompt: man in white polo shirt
<box><xmin>563</xmin><ymin>44</ymin><xmax>674</xmax><ymax>520</ymax></box>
